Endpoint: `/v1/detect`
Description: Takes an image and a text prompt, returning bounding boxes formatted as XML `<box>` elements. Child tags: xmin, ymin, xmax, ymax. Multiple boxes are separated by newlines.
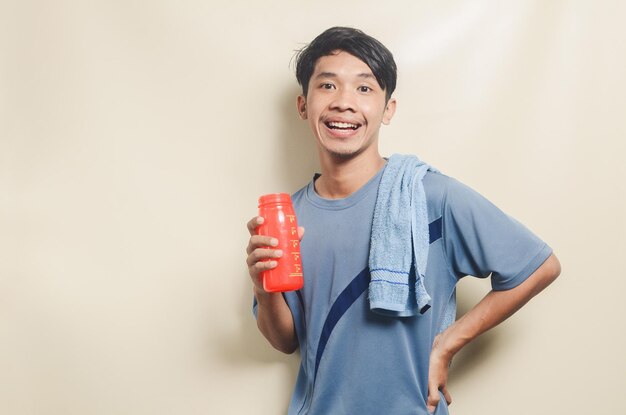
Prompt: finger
<box><xmin>426</xmin><ymin>386</ymin><xmax>440</xmax><ymax>414</ymax></box>
<box><xmin>249</xmin><ymin>259</ymin><xmax>278</xmax><ymax>275</ymax></box>
<box><xmin>426</xmin><ymin>400</ymin><xmax>438</xmax><ymax>414</ymax></box>
<box><xmin>246</xmin><ymin>216</ymin><xmax>264</xmax><ymax>236</ymax></box>
<box><xmin>297</xmin><ymin>226</ymin><xmax>305</xmax><ymax>240</ymax></box>
<box><xmin>246</xmin><ymin>248</ymin><xmax>284</xmax><ymax>266</ymax></box>
<box><xmin>441</xmin><ymin>386</ymin><xmax>452</xmax><ymax>405</ymax></box>
<box><xmin>246</xmin><ymin>235</ymin><xmax>279</xmax><ymax>254</ymax></box>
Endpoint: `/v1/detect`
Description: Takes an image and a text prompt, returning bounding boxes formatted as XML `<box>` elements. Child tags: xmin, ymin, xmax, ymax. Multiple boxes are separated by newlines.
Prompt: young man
<box><xmin>246</xmin><ymin>27</ymin><xmax>561</xmax><ymax>415</ymax></box>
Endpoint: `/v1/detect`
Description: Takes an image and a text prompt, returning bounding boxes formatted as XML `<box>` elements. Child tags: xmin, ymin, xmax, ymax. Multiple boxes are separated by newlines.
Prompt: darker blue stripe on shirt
<box><xmin>295</xmin><ymin>290</ymin><xmax>305</xmax><ymax>312</ymax></box>
<box><xmin>429</xmin><ymin>216</ymin><xmax>442</xmax><ymax>244</ymax></box>
<box><xmin>314</xmin><ymin>267</ymin><xmax>369</xmax><ymax>380</ymax></box>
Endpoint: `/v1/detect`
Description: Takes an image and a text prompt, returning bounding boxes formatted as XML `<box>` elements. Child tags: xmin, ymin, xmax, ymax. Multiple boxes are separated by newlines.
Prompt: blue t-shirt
<box><xmin>255</xmin><ymin>164</ymin><xmax>552</xmax><ymax>415</ymax></box>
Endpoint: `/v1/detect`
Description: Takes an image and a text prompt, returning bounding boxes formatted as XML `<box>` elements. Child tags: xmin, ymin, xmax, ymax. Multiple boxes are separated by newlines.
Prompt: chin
<box><xmin>325</xmin><ymin>146</ymin><xmax>365</xmax><ymax>160</ymax></box>
<box><xmin>318</xmin><ymin>135</ymin><xmax>374</xmax><ymax>161</ymax></box>
<box><xmin>330</xmin><ymin>152</ymin><xmax>357</xmax><ymax>160</ymax></box>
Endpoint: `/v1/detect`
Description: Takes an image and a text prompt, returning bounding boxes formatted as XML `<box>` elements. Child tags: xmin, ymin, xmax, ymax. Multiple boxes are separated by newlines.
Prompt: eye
<box><xmin>320</xmin><ymin>83</ymin><xmax>335</xmax><ymax>90</ymax></box>
<box><xmin>358</xmin><ymin>85</ymin><xmax>372</xmax><ymax>93</ymax></box>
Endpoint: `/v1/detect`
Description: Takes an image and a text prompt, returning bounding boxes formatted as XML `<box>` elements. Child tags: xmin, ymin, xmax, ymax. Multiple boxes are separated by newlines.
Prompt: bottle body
<box><xmin>257</xmin><ymin>193</ymin><xmax>303</xmax><ymax>292</ymax></box>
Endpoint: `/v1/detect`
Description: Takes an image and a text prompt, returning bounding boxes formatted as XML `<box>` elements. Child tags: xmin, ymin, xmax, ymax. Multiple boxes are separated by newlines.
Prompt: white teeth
<box><xmin>328</xmin><ymin>121</ymin><xmax>358</xmax><ymax>129</ymax></box>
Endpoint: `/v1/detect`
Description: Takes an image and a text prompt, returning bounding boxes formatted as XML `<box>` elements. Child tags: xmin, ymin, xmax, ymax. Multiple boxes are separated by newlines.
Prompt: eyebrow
<box><xmin>314</xmin><ymin>72</ymin><xmax>376</xmax><ymax>80</ymax></box>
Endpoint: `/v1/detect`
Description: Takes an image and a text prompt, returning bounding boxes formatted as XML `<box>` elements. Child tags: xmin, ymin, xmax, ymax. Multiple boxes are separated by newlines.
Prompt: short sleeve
<box><xmin>442</xmin><ymin>178</ymin><xmax>552</xmax><ymax>290</ymax></box>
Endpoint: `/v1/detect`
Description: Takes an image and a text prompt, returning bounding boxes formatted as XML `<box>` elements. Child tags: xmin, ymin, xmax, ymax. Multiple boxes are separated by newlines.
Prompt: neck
<box><xmin>315</xmin><ymin>150</ymin><xmax>386</xmax><ymax>199</ymax></box>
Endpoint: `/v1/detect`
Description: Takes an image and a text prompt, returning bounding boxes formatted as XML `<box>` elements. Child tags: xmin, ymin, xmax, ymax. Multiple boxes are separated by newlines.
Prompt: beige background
<box><xmin>1</xmin><ymin>1</ymin><xmax>625</xmax><ymax>414</ymax></box>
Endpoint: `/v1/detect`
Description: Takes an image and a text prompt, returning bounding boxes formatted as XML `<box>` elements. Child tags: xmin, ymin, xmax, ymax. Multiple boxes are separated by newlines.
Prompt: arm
<box><xmin>427</xmin><ymin>253</ymin><xmax>561</xmax><ymax>413</ymax></box>
<box><xmin>246</xmin><ymin>216</ymin><xmax>301</xmax><ymax>354</ymax></box>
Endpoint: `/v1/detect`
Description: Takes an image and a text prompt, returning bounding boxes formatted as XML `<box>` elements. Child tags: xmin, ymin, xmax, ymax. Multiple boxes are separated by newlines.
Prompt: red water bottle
<box><xmin>257</xmin><ymin>193</ymin><xmax>304</xmax><ymax>292</ymax></box>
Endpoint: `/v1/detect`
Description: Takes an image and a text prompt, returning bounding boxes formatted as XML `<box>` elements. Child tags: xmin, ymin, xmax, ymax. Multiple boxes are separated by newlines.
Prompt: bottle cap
<box><xmin>258</xmin><ymin>193</ymin><xmax>292</xmax><ymax>207</ymax></box>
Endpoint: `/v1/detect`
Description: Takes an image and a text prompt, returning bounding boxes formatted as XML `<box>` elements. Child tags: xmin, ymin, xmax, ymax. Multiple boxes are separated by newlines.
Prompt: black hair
<box><xmin>295</xmin><ymin>27</ymin><xmax>397</xmax><ymax>102</ymax></box>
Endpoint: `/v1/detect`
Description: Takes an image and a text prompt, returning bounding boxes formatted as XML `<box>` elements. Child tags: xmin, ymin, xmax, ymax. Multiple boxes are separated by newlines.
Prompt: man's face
<box><xmin>297</xmin><ymin>51</ymin><xmax>396</xmax><ymax>161</ymax></box>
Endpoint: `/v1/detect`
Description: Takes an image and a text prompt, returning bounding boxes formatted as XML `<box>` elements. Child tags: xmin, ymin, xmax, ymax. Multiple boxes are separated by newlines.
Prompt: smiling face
<box><xmin>297</xmin><ymin>51</ymin><xmax>396</xmax><ymax>163</ymax></box>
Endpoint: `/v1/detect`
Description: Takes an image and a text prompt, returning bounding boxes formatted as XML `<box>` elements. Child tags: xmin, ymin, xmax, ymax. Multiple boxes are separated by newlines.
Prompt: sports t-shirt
<box><xmin>254</xmin><ymin>163</ymin><xmax>552</xmax><ymax>415</ymax></box>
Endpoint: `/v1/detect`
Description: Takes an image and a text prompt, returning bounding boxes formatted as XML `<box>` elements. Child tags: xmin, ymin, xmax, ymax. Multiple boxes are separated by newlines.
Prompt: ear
<box><xmin>382</xmin><ymin>97</ymin><xmax>397</xmax><ymax>125</ymax></box>
<box><xmin>297</xmin><ymin>95</ymin><xmax>308</xmax><ymax>120</ymax></box>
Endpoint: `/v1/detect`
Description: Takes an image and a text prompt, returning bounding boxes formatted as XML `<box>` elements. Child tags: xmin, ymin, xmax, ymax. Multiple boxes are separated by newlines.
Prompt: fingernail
<box><xmin>269</xmin><ymin>261</ymin><xmax>277</xmax><ymax>267</ymax></box>
<box><xmin>270</xmin><ymin>238</ymin><xmax>278</xmax><ymax>246</ymax></box>
<box><xmin>274</xmin><ymin>250</ymin><xmax>283</xmax><ymax>257</ymax></box>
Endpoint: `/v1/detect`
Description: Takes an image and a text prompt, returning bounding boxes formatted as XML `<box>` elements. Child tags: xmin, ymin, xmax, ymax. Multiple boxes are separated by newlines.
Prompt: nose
<box><xmin>329</xmin><ymin>88</ymin><xmax>356</xmax><ymax>112</ymax></box>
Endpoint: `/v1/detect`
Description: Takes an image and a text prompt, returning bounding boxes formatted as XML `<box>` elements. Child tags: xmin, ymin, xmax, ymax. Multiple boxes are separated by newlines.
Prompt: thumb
<box><xmin>297</xmin><ymin>226</ymin><xmax>305</xmax><ymax>240</ymax></box>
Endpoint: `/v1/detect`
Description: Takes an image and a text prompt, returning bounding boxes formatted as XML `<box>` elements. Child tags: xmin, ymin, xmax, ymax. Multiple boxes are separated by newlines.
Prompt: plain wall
<box><xmin>1</xmin><ymin>0</ymin><xmax>625</xmax><ymax>413</ymax></box>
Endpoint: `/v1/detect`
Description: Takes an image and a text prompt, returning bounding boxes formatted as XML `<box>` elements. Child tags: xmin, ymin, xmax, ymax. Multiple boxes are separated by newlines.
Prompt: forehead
<box><xmin>312</xmin><ymin>51</ymin><xmax>374</xmax><ymax>78</ymax></box>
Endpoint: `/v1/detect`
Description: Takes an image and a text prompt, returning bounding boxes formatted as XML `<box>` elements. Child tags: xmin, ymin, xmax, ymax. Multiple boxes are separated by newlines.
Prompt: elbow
<box><xmin>547</xmin><ymin>253</ymin><xmax>562</xmax><ymax>282</ymax></box>
<box><xmin>278</xmin><ymin>343</ymin><xmax>298</xmax><ymax>355</ymax></box>
<box><xmin>528</xmin><ymin>253</ymin><xmax>561</xmax><ymax>297</ymax></box>
<box><xmin>257</xmin><ymin>319</ymin><xmax>298</xmax><ymax>355</ymax></box>
<box><xmin>271</xmin><ymin>338</ymin><xmax>298</xmax><ymax>355</ymax></box>
<box><xmin>537</xmin><ymin>253</ymin><xmax>561</xmax><ymax>293</ymax></box>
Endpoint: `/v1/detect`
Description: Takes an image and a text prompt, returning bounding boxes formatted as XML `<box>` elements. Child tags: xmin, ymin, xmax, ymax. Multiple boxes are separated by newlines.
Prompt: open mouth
<box><xmin>325</xmin><ymin>121</ymin><xmax>361</xmax><ymax>131</ymax></box>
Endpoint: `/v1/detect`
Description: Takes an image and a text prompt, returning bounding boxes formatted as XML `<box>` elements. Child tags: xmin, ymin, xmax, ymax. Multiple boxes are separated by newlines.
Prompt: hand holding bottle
<box><xmin>246</xmin><ymin>194</ymin><xmax>305</xmax><ymax>293</ymax></box>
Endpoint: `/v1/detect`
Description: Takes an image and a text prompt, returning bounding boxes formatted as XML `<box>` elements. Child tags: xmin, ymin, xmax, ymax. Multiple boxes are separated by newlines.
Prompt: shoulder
<box><xmin>423</xmin><ymin>171</ymin><xmax>462</xmax><ymax>221</ymax></box>
<box><xmin>423</xmin><ymin>171</ymin><xmax>496</xmax><ymax>216</ymax></box>
<box><xmin>291</xmin><ymin>185</ymin><xmax>307</xmax><ymax>204</ymax></box>
<box><xmin>291</xmin><ymin>177</ymin><xmax>315</xmax><ymax>209</ymax></box>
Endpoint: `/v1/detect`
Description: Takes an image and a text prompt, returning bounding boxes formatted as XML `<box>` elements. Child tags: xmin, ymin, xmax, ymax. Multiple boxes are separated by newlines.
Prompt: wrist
<box><xmin>433</xmin><ymin>330</ymin><xmax>463</xmax><ymax>361</ymax></box>
<box><xmin>253</xmin><ymin>286</ymin><xmax>276</xmax><ymax>302</ymax></box>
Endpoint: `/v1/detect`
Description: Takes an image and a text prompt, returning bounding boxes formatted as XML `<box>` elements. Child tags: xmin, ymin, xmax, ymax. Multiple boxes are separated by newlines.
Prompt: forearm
<box><xmin>437</xmin><ymin>253</ymin><xmax>561</xmax><ymax>359</ymax></box>
<box><xmin>254</xmin><ymin>287</ymin><xmax>298</xmax><ymax>354</ymax></box>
